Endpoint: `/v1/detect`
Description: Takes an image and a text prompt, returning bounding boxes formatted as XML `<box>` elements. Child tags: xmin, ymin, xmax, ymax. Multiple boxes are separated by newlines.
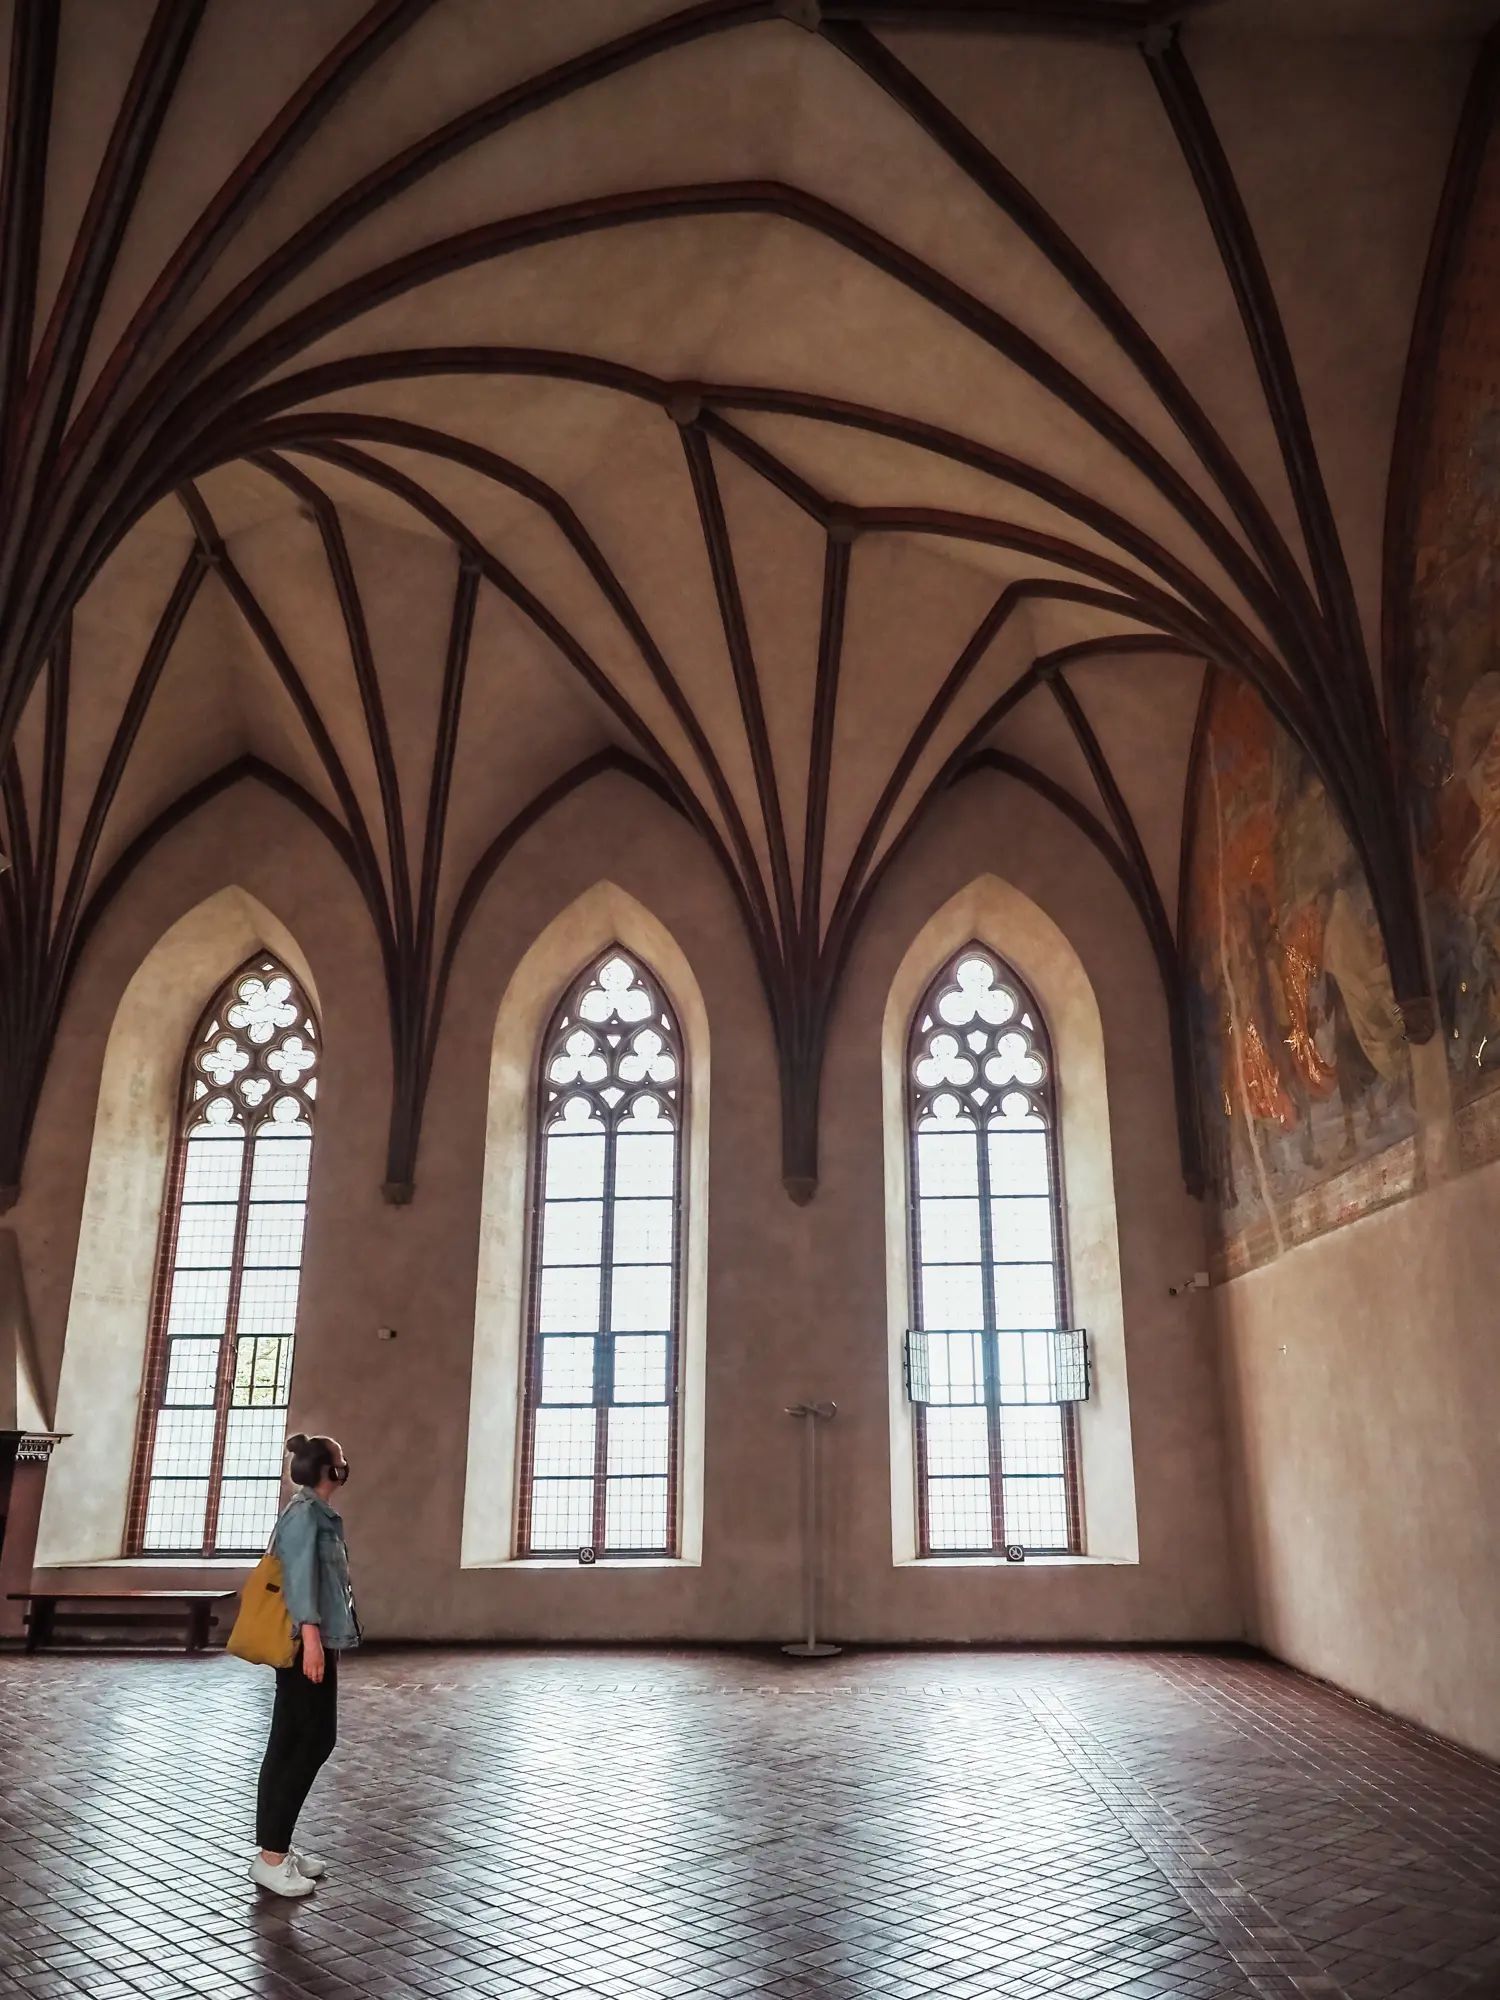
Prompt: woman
<box><xmin>249</xmin><ymin>1433</ymin><xmax>360</xmax><ymax>1898</ymax></box>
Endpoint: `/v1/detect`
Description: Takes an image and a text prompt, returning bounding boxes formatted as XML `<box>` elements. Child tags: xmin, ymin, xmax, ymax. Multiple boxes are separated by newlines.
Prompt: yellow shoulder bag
<box><xmin>227</xmin><ymin>1546</ymin><xmax>296</xmax><ymax>1669</ymax></box>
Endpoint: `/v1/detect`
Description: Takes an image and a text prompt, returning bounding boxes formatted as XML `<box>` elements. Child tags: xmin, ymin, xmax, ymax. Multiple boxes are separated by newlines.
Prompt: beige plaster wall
<box><xmin>15</xmin><ymin>768</ymin><xmax>1236</xmax><ymax>1644</ymax></box>
<box><xmin>1217</xmin><ymin>1161</ymin><xmax>1500</xmax><ymax>1761</ymax></box>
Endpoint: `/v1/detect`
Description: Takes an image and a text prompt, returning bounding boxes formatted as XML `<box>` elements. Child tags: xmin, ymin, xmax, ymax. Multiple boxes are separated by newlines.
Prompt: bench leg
<box><xmin>26</xmin><ymin>1598</ymin><xmax>56</xmax><ymax>1654</ymax></box>
<box><xmin>186</xmin><ymin>1601</ymin><xmax>211</xmax><ymax>1653</ymax></box>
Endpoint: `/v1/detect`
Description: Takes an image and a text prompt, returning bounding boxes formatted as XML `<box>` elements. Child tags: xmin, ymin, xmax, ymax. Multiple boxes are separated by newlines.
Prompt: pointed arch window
<box><xmin>519</xmin><ymin>949</ymin><xmax>683</xmax><ymax>1557</ymax></box>
<box><xmin>907</xmin><ymin>945</ymin><xmax>1080</xmax><ymax>1555</ymax></box>
<box><xmin>128</xmin><ymin>957</ymin><xmax>319</xmax><ymax>1556</ymax></box>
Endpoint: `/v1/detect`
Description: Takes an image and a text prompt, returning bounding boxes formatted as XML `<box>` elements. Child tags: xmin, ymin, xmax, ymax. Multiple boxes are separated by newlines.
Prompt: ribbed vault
<box><xmin>0</xmin><ymin>0</ymin><xmax>1490</xmax><ymax>1204</ymax></box>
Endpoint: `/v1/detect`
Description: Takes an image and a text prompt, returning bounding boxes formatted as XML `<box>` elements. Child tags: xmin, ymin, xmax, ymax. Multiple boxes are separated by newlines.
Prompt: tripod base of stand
<box><xmin>781</xmin><ymin>1641</ymin><xmax>842</xmax><ymax>1657</ymax></box>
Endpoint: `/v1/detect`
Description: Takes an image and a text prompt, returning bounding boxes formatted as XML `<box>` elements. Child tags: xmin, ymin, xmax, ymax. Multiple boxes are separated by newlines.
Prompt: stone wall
<box><xmin>12</xmin><ymin>769</ymin><xmax>1236</xmax><ymax>1647</ymax></box>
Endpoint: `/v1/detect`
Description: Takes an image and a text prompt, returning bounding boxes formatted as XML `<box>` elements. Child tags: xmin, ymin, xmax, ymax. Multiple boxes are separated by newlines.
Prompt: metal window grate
<box><xmin>906</xmin><ymin>1326</ymin><xmax>1090</xmax><ymax>1406</ymax></box>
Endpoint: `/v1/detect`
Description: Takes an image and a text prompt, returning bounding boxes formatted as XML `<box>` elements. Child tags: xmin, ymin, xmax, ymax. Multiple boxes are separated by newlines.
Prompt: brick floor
<box><xmin>0</xmin><ymin>1646</ymin><xmax>1496</xmax><ymax>1998</ymax></box>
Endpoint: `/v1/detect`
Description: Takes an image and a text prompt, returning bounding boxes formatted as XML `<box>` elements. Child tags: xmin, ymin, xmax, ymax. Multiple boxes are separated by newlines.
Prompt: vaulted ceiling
<box><xmin>0</xmin><ymin>0</ymin><xmax>1491</xmax><ymax>1203</ymax></box>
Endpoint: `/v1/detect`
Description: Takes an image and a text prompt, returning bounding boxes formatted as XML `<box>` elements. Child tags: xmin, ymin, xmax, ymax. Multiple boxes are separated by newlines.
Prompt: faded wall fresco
<box><xmin>1410</xmin><ymin>116</ymin><xmax>1500</xmax><ymax>1167</ymax></box>
<box><xmin>1187</xmin><ymin>678</ymin><xmax>1417</xmax><ymax>1276</ymax></box>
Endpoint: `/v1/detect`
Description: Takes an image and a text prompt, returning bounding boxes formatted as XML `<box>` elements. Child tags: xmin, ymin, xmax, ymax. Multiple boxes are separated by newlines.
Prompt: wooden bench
<box><xmin>8</xmin><ymin>1589</ymin><xmax>238</xmax><ymax>1653</ymax></box>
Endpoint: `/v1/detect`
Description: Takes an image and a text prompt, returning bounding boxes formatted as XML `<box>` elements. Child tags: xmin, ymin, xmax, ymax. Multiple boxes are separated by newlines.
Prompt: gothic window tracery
<box><xmin>129</xmin><ymin>958</ymin><xmax>319</xmax><ymax>1555</ymax></box>
<box><xmin>907</xmin><ymin>945</ymin><xmax>1079</xmax><ymax>1555</ymax></box>
<box><xmin>520</xmin><ymin>949</ymin><xmax>683</xmax><ymax>1557</ymax></box>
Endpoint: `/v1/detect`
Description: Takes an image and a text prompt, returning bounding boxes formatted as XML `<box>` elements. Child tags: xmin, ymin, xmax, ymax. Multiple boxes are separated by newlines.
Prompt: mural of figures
<box><xmin>1186</xmin><ymin>677</ymin><xmax>1417</xmax><ymax>1272</ymax></box>
<box><xmin>1409</xmin><ymin>123</ymin><xmax>1500</xmax><ymax>1123</ymax></box>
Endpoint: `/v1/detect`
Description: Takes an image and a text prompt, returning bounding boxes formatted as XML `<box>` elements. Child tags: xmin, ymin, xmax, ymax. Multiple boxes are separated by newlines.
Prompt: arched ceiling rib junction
<box><xmin>0</xmin><ymin>0</ymin><xmax>1489</xmax><ymax>1206</ymax></box>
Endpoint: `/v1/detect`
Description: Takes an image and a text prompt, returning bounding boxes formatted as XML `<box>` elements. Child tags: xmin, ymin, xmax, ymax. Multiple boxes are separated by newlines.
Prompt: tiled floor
<box><xmin>0</xmin><ymin>1648</ymin><xmax>1496</xmax><ymax>1999</ymax></box>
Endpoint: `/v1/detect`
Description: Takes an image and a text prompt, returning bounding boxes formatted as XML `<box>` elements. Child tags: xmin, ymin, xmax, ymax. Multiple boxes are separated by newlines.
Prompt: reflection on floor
<box><xmin>0</xmin><ymin>1646</ymin><xmax>1496</xmax><ymax>1998</ymax></box>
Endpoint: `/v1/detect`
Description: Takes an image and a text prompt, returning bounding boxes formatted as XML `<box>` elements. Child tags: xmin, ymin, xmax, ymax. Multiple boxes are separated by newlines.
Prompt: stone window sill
<box><xmin>895</xmin><ymin>1553</ymin><xmax>1137</xmax><ymax>1569</ymax></box>
<box><xmin>50</xmin><ymin>1557</ymin><xmax>253</xmax><ymax>1570</ymax></box>
<box><xmin>472</xmin><ymin>1557</ymin><xmax>700</xmax><ymax>1572</ymax></box>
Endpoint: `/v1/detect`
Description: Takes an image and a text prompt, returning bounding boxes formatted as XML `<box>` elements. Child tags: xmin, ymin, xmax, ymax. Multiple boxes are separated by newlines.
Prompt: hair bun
<box><xmin>285</xmin><ymin>1432</ymin><xmax>309</xmax><ymax>1453</ymax></box>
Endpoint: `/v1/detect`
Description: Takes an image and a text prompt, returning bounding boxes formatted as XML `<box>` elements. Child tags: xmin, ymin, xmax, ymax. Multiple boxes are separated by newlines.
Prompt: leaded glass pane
<box><xmin>180</xmin><ymin>1132</ymin><xmax>244</xmax><ymax>1202</ymax></box>
<box><xmin>915</xmin><ymin>1130</ymin><xmax>979</xmax><ymax>1198</ymax></box>
<box><xmin>926</xmin><ymin>1478</ymin><xmax>993</xmax><ymax>1551</ymax></box>
<box><xmin>611</xmin><ymin>1198</ymin><xmax>674</xmax><ymax>1263</ymax></box>
<box><xmin>612</xmin><ymin>1335</ymin><xmax>668</xmax><ymax>1404</ymax></box>
<box><xmin>921</xmin><ymin>1263</ymin><xmax>984</xmax><ymax>1332</ymax></box>
<box><xmin>248</xmin><ymin>1134</ymin><xmax>312</xmax><ymax>1203</ymax></box>
<box><xmin>141</xmin><ymin>1479</ymin><xmax>209</xmax><ymax>1552</ymax></box>
<box><xmin>610</xmin><ymin>1263</ymin><xmax>672</xmax><ymax>1333</ymax></box>
<box><xmin>992</xmin><ymin>1263</ymin><xmax>1058</xmax><ymax>1331</ymax></box>
<box><xmin>529</xmin><ymin>1479</ymin><xmax>595</xmax><ymax>1551</ymax></box>
<box><xmin>163</xmin><ymin>1340</ymin><xmax>220</xmax><ymax>1406</ymax></box>
<box><xmin>215</xmin><ymin>1480</ymin><xmax>281</xmax><ymax>1551</ymax></box>
<box><xmin>533</xmin><ymin>1407</ymin><xmax>597</xmax><ymax>1479</ymax></box>
<box><xmin>173</xmin><ymin>1204</ymin><xmax>238</xmax><ymax>1268</ymax></box>
<box><xmin>606</xmin><ymin>1405</ymin><xmax>670</xmax><ymax>1478</ymax></box>
<box><xmin>990</xmin><ymin>1196</ymin><xmax>1053</xmax><ymax>1263</ymax></box>
<box><xmin>540</xmin><ymin>1336</ymin><xmax>596</xmax><ymax>1404</ymax></box>
<box><xmin>605</xmin><ymin>1477</ymin><xmax>669</xmax><ymax>1549</ymax></box>
<box><xmin>541</xmin><ymin>1199</ymin><xmax>603</xmax><ymax>1265</ymax></box>
<box><xmin>237</xmin><ymin>1268</ymin><xmax>300</xmax><ymax>1339</ymax></box>
<box><xmin>919</xmin><ymin>1196</ymin><xmax>982</xmax><ymax>1264</ymax></box>
<box><xmin>221</xmin><ymin>1407</ymin><xmax>285</xmax><ymax>1479</ymax></box>
<box><xmin>1001</xmin><ymin>1475</ymin><xmax>1071</xmax><ymax>1549</ymax></box>
<box><xmin>614</xmin><ymin>1131</ymin><xmax>675</xmax><ymax>1199</ymax></box>
<box><xmin>544</xmin><ymin>1132</ymin><xmax>607</xmax><ymax>1201</ymax></box>
<box><xmin>988</xmin><ymin>1131</ymin><xmax>1049</xmax><ymax>1197</ymax></box>
<box><xmin>1000</xmin><ymin>1405</ymin><xmax>1067</xmax><ymax>1477</ymax></box>
<box><xmin>241</xmin><ymin>1202</ymin><xmax>307</xmax><ymax>1267</ymax></box>
<box><xmin>164</xmin><ymin>1270</ymin><xmax>230</xmax><ymax>1341</ymax></box>
<box><xmin>538</xmin><ymin>1266</ymin><xmax>601</xmax><ymax>1333</ymax></box>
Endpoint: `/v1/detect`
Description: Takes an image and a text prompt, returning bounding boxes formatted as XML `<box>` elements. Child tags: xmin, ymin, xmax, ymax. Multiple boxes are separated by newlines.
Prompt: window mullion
<box><xmin>127</xmin><ymin>1120</ymin><xmax>192</xmax><ymax>1555</ymax></box>
<box><xmin>974</xmin><ymin>1109</ymin><xmax>1006</xmax><ymax>1552</ymax></box>
<box><xmin>201</xmin><ymin>1121</ymin><xmax>255</xmax><ymax>1555</ymax></box>
<box><xmin>594</xmin><ymin>1098</ymin><xmax>618</xmax><ymax>1552</ymax></box>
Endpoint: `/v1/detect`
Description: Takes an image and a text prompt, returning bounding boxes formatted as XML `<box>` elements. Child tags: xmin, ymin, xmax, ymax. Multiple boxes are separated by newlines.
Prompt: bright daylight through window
<box><xmin>520</xmin><ymin>949</ymin><xmax>683</xmax><ymax>1558</ymax></box>
<box><xmin>908</xmin><ymin>946</ymin><xmax>1079</xmax><ymax>1555</ymax></box>
<box><xmin>130</xmin><ymin>958</ymin><xmax>319</xmax><ymax>1555</ymax></box>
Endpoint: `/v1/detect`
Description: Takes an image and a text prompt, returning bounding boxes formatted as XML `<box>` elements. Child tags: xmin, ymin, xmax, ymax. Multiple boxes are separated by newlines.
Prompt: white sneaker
<box><xmin>249</xmin><ymin>1853</ymin><xmax>315</xmax><ymax>1898</ymax></box>
<box><xmin>291</xmin><ymin>1847</ymin><xmax>326</xmax><ymax>1880</ymax></box>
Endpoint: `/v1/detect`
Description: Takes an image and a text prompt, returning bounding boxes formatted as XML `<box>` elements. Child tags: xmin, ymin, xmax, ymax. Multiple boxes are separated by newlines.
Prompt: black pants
<box><xmin>255</xmin><ymin>1651</ymin><xmax>338</xmax><ymax>1852</ymax></box>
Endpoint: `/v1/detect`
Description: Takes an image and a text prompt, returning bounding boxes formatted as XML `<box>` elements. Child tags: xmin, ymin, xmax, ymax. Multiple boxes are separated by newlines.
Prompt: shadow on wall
<box><xmin>36</xmin><ymin>886</ymin><xmax>316</xmax><ymax>1568</ymax></box>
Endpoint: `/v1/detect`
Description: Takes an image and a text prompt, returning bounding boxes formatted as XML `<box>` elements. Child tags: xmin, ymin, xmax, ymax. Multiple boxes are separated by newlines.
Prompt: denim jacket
<box><xmin>273</xmin><ymin>1488</ymin><xmax>360</xmax><ymax>1651</ymax></box>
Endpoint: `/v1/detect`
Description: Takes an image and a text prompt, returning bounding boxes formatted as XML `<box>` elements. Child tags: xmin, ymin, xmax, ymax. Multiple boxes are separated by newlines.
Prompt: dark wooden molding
<box><xmin>1144</xmin><ymin>30</ymin><xmax>1365</xmax><ymax>700</ymax></box>
<box><xmin>1</xmin><ymin>0</ymin><xmax>205</xmax><ymax>634</ymax></box>
<box><xmin>821</xmin><ymin>19</ymin><xmax>1329</xmax><ymax>673</ymax></box>
<box><xmin>680</xmin><ymin>424</ymin><xmax>799</xmax><ymax>946</ymax></box>
<box><xmin>0</xmin><ymin>0</ymin><xmax>59</xmax><ymax>474</ymax></box>
<box><xmin>382</xmin><ymin>551</ymin><xmax>478</xmax><ymax>1196</ymax></box>
<box><xmin>1146</xmin><ymin>31</ymin><xmax>1434</xmax><ymax>1033</ymax></box>
<box><xmin>1381</xmin><ymin>24</ymin><xmax>1500</xmax><ymax>769</ymax></box>
<box><xmin>819</xmin><ymin>0</ymin><xmax>1215</xmax><ymax>30</ymax></box>
<box><xmin>802</xmin><ymin>532</ymin><xmax>851</xmax><ymax>952</ymax></box>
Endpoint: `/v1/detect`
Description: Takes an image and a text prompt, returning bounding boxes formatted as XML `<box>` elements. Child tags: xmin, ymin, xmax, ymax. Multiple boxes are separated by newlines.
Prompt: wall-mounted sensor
<box><xmin>1167</xmin><ymin>1272</ymin><xmax>1211</xmax><ymax>1297</ymax></box>
<box><xmin>377</xmin><ymin>1325</ymin><xmax>398</xmax><ymax>1340</ymax></box>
